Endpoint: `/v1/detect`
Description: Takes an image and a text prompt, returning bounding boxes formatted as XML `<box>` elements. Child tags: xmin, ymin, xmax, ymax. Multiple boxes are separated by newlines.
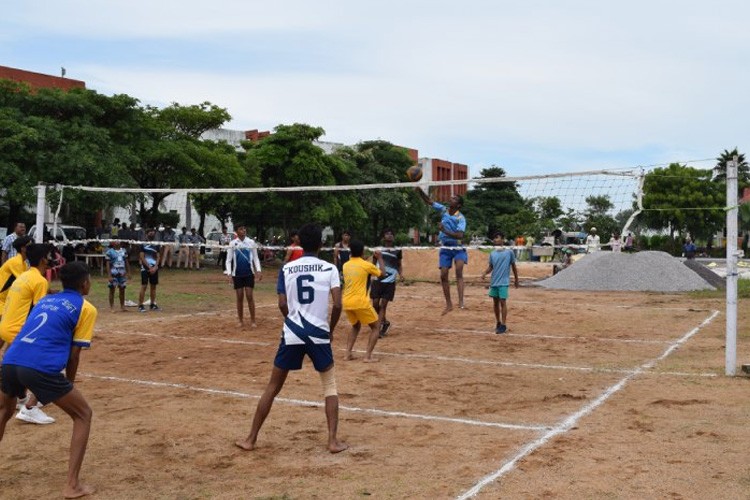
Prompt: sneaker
<box><xmin>495</xmin><ymin>324</ymin><xmax>507</xmax><ymax>334</ymax></box>
<box><xmin>150</xmin><ymin>303</ymin><xmax>160</xmax><ymax>311</ymax></box>
<box><xmin>138</xmin><ymin>305</ymin><xmax>147</xmax><ymax>313</ymax></box>
<box><xmin>16</xmin><ymin>405</ymin><xmax>55</xmax><ymax>425</ymax></box>
<box><xmin>380</xmin><ymin>320</ymin><xmax>391</xmax><ymax>338</ymax></box>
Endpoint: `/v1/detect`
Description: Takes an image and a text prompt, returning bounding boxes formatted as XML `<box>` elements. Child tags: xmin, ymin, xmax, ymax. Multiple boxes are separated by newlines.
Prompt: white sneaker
<box><xmin>16</xmin><ymin>405</ymin><xmax>55</xmax><ymax>425</ymax></box>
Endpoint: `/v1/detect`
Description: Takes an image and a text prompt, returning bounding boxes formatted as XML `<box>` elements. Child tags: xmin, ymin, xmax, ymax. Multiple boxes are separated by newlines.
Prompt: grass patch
<box><xmin>688</xmin><ymin>279</ymin><xmax>750</xmax><ymax>299</ymax></box>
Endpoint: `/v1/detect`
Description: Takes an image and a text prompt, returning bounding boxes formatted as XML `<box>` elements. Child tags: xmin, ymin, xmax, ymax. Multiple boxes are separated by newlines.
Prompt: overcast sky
<box><xmin>3</xmin><ymin>1</ymin><xmax>749</xmax><ymax>177</ymax></box>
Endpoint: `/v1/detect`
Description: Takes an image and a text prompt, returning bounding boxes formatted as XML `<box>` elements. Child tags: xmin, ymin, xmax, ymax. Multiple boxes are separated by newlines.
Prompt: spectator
<box><xmin>1</xmin><ymin>222</ymin><xmax>26</xmax><ymax>264</ymax></box>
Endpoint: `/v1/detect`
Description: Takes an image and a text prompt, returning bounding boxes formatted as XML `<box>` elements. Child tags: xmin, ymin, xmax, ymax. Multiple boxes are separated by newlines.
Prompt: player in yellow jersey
<box><xmin>342</xmin><ymin>240</ymin><xmax>386</xmax><ymax>362</ymax></box>
<box><xmin>0</xmin><ymin>236</ymin><xmax>31</xmax><ymax>315</ymax></box>
<box><xmin>0</xmin><ymin>244</ymin><xmax>54</xmax><ymax>424</ymax></box>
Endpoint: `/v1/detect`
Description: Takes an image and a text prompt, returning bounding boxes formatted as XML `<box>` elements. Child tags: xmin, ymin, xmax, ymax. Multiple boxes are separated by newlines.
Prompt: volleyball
<box><xmin>406</xmin><ymin>165</ymin><xmax>423</xmax><ymax>182</ymax></box>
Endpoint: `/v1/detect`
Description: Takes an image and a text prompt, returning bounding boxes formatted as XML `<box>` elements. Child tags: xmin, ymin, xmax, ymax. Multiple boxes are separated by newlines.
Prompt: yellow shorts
<box><xmin>345</xmin><ymin>307</ymin><xmax>378</xmax><ymax>326</ymax></box>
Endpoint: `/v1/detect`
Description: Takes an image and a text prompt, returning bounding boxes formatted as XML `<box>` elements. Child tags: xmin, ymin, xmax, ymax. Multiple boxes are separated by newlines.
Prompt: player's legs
<box><xmin>439</xmin><ymin>266</ymin><xmax>453</xmax><ymax>314</ymax></box>
<box><xmin>108</xmin><ymin>285</ymin><xmax>115</xmax><ymax>310</ymax></box>
<box><xmin>492</xmin><ymin>296</ymin><xmax>501</xmax><ymax>324</ymax></box>
<box><xmin>248</xmin><ymin>288</ymin><xmax>256</xmax><ymax>325</ymax></box>
<box><xmin>500</xmin><ymin>298</ymin><xmax>508</xmax><ymax>326</ymax></box>
<box><xmin>235</xmin><ymin>366</ymin><xmax>289</xmax><ymax>451</ymax></box>
<box><xmin>149</xmin><ymin>283</ymin><xmax>157</xmax><ymax>308</ymax></box>
<box><xmin>234</xmin><ymin>287</ymin><xmax>245</xmax><ymax>324</ymax></box>
<box><xmin>138</xmin><ymin>284</ymin><xmax>147</xmax><ymax>309</ymax></box>
<box><xmin>454</xmin><ymin>259</ymin><xmax>465</xmax><ymax>309</ymax></box>
<box><xmin>118</xmin><ymin>286</ymin><xmax>126</xmax><ymax>311</ymax></box>
<box><xmin>363</xmin><ymin>319</ymin><xmax>380</xmax><ymax>362</ymax></box>
<box><xmin>319</xmin><ymin>365</ymin><xmax>348</xmax><ymax>453</ymax></box>
<box><xmin>0</xmin><ymin>392</ymin><xmax>17</xmax><ymax>441</ymax></box>
<box><xmin>345</xmin><ymin>320</ymin><xmax>361</xmax><ymax>360</ymax></box>
<box><xmin>53</xmin><ymin>387</ymin><xmax>95</xmax><ymax>499</ymax></box>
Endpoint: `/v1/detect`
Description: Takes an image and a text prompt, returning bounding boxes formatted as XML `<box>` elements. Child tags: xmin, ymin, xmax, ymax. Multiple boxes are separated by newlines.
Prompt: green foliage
<box><xmin>641</xmin><ymin>163</ymin><xmax>724</xmax><ymax>241</ymax></box>
<box><xmin>462</xmin><ymin>167</ymin><xmax>525</xmax><ymax>238</ymax></box>
<box><xmin>582</xmin><ymin>195</ymin><xmax>618</xmax><ymax>239</ymax></box>
<box><xmin>713</xmin><ymin>148</ymin><xmax>749</xmax><ymax>184</ymax></box>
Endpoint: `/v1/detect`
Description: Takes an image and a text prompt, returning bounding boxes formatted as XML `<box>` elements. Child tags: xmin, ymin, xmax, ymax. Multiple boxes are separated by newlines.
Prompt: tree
<box><xmin>713</xmin><ymin>148</ymin><xmax>749</xmax><ymax>184</ymax></box>
<box><xmin>582</xmin><ymin>195</ymin><xmax>618</xmax><ymax>238</ymax></box>
<box><xmin>462</xmin><ymin>167</ymin><xmax>525</xmax><ymax>238</ymax></box>
<box><xmin>234</xmin><ymin>123</ymin><xmax>364</xmax><ymax>239</ymax></box>
<box><xmin>641</xmin><ymin>163</ymin><xmax>724</xmax><ymax>242</ymax></box>
<box><xmin>334</xmin><ymin>141</ymin><xmax>427</xmax><ymax>243</ymax></box>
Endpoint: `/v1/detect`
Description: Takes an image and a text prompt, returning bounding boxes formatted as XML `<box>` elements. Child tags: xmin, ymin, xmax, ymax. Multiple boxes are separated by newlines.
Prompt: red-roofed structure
<box><xmin>0</xmin><ymin>65</ymin><xmax>85</xmax><ymax>90</ymax></box>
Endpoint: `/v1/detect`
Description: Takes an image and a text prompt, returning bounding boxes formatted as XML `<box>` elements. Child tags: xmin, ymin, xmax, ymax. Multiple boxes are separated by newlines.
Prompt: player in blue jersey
<box><xmin>224</xmin><ymin>225</ymin><xmax>263</xmax><ymax>327</ymax></box>
<box><xmin>0</xmin><ymin>261</ymin><xmax>97</xmax><ymax>498</ymax></box>
<box><xmin>235</xmin><ymin>223</ymin><xmax>347</xmax><ymax>454</ymax></box>
<box><xmin>481</xmin><ymin>232</ymin><xmax>519</xmax><ymax>334</ymax></box>
<box><xmin>104</xmin><ymin>240</ymin><xmax>130</xmax><ymax>312</ymax></box>
<box><xmin>417</xmin><ymin>188</ymin><xmax>468</xmax><ymax>314</ymax></box>
<box><xmin>370</xmin><ymin>229</ymin><xmax>403</xmax><ymax>338</ymax></box>
<box><xmin>137</xmin><ymin>228</ymin><xmax>160</xmax><ymax>313</ymax></box>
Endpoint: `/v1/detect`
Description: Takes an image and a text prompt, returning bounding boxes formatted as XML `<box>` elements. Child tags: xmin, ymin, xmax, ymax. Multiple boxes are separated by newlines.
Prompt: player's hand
<box><xmin>373</xmin><ymin>250</ymin><xmax>382</xmax><ymax>259</ymax></box>
<box><xmin>481</xmin><ymin>274</ymin><xmax>487</xmax><ymax>281</ymax></box>
<box><xmin>438</xmin><ymin>222</ymin><xmax>444</xmax><ymax>232</ymax></box>
<box><xmin>256</xmin><ymin>272</ymin><xmax>263</xmax><ymax>282</ymax></box>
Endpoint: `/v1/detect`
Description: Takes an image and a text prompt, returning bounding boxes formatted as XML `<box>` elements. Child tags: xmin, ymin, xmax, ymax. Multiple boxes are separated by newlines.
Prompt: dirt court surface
<box><xmin>1</xmin><ymin>251</ymin><xmax>749</xmax><ymax>499</ymax></box>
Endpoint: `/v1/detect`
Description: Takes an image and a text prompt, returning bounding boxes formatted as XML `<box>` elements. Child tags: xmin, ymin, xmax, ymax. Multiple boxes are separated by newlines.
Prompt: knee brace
<box><xmin>319</xmin><ymin>368</ymin><xmax>338</xmax><ymax>398</ymax></box>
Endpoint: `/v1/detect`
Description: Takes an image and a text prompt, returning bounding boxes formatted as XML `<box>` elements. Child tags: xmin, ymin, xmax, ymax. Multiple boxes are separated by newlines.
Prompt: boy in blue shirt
<box><xmin>0</xmin><ymin>261</ymin><xmax>97</xmax><ymax>498</ymax></box>
<box><xmin>481</xmin><ymin>232</ymin><xmax>519</xmax><ymax>334</ymax></box>
<box><xmin>416</xmin><ymin>188</ymin><xmax>468</xmax><ymax>314</ymax></box>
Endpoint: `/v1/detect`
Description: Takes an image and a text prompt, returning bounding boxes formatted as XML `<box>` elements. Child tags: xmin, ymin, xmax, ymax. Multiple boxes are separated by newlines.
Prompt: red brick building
<box><xmin>417</xmin><ymin>158</ymin><xmax>469</xmax><ymax>202</ymax></box>
<box><xmin>0</xmin><ymin>65</ymin><xmax>85</xmax><ymax>90</ymax></box>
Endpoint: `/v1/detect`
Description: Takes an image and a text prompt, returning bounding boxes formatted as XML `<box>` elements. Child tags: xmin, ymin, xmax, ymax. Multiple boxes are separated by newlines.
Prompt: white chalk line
<box><xmin>398</xmin><ymin>294</ymin><xmax>713</xmax><ymax>312</ymax></box>
<box><xmin>81</xmin><ymin>373</ymin><xmax>550</xmax><ymax>432</ymax></box>
<box><xmin>99</xmin><ymin>329</ymin><xmax>717</xmax><ymax>379</ymax></box>
<box><xmin>410</xmin><ymin>325</ymin><xmax>671</xmax><ymax>345</ymax></box>
<box><xmin>455</xmin><ymin>309</ymin><xmax>720</xmax><ymax>499</ymax></box>
<box><xmin>116</xmin><ymin>304</ymin><xmax>277</xmax><ymax>325</ymax></box>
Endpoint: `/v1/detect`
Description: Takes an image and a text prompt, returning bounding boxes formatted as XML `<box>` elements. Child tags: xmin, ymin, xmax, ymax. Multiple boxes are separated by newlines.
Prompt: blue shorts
<box><xmin>108</xmin><ymin>275</ymin><xmax>127</xmax><ymax>288</ymax></box>
<box><xmin>274</xmin><ymin>337</ymin><xmax>334</xmax><ymax>372</ymax></box>
<box><xmin>439</xmin><ymin>248</ymin><xmax>468</xmax><ymax>269</ymax></box>
<box><xmin>488</xmin><ymin>286</ymin><xmax>509</xmax><ymax>300</ymax></box>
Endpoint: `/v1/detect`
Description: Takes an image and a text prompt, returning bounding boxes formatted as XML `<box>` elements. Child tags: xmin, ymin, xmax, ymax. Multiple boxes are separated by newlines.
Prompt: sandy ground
<box><xmin>1</xmin><ymin>250</ymin><xmax>748</xmax><ymax>499</ymax></box>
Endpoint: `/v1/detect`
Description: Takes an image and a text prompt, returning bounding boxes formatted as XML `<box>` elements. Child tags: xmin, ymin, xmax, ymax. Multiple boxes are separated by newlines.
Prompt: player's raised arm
<box><xmin>415</xmin><ymin>186</ymin><xmax>432</xmax><ymax>205</ymax></box>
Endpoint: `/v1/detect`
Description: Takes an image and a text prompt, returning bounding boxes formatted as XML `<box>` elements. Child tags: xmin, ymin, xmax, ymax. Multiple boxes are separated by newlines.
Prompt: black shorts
<box><xmin>370</xmin><ymin>281</ymin><xmax>396</xmax><ymax>301</ymax></box>
<box><xmin>233</xmin><ymin>274</ymin><xmax>255</xmax><ymax>289</ymax></box>
<box><xmin>141</xmin><ymin>269</ymin><xmax>159</xmax><ymax>286</ymax></box>
<box><xmin>1</xmin><ymin>364</ymin><xmax>73</xmax><ymax>405</ymax></box>
<box><xmin>274</xmin><ymin>338</ymin><xmax>334</xmax><ymax>372</ymax></box>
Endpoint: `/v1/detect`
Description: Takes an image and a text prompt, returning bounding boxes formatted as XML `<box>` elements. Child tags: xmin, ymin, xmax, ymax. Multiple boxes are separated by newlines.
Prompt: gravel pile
<box><xmin>537</xmin><ymin>251</ymin><xmax>716</xmax><ymax>292</ymax></box>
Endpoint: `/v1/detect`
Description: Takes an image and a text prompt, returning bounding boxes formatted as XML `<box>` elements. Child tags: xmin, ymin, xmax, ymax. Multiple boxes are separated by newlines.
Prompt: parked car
<box><xmin>28</xmin><ymin>223</ymin><xmax>87</xmax><ymax>244</ymax></box>
<box><xmin>203</xmin><ymin>231</ymin><xmax>236</xmax><ymax>261</ymax></box>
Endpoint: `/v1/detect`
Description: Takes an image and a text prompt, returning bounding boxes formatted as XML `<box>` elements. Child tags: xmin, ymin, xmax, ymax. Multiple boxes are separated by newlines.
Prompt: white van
<box><xmin>28</xmin><ymin>224</ymin><xmax>87</xmax><ymax>244</ymax></box>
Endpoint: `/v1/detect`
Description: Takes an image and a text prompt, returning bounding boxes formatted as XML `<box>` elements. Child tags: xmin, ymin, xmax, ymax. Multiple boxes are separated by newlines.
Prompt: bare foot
<box><xmin>234</xmin><ymin>439</ymin><xmax>256</xmax><ymax>451</ymax></box>
<box><xmin>459</xmin><ymin>303</ymin><xmax>466</xmax><ymax>310</ymax></box>
<box><xmin>363</xmin><ymin>357</ymin><xmax>380</xmax><ymax>363</ymax></box>
<box><xmin>250</xmin><ymin>322</ymin><xmax>257</xmax><ymax>328</ymax></box>
<box><xmin>328</xmin><ymin>440</ymin><xmax>349</xmax><ymax>453</ymax></box>
<box><xmin>441</xmin><ymin>306</ymin><xmax>453</xmax><ymax>316</ymax></box>
<box><xmin>63</xmin><ymin>483</ymin><xmax>95</xmax><ymax>499</ymax></box>
<box><xmin>344</xmin><ymin>353</ymin><xmax>355</xmax><ymax>361</ymax></box>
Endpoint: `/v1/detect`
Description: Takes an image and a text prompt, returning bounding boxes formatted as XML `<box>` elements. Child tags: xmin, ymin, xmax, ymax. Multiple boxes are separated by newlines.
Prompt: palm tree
<box><xmin>713</xmin><ymin>148</ymin><xmax>749</xmax><ymax>183</ymax></box>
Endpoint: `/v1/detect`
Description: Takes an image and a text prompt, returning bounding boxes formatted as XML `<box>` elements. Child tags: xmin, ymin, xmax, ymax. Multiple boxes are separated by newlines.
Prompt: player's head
<box><xmin>146</xmin><ymin>227</ymin><xmax>156</xmax><ymax>239</ymax></box>
<box><xmin>60</xmin><ymin>261</ymin><xmax>91</xmax><ymax>294</ymax></box>
<box><xmin>26</xmin><ymin>243</ymin><xmax>49</xmax><ymax>267</ymax></box>
<box><xmin>590</xmin><ymin>227</ymin><xmax>597</xmax><ymax>233</ymax></box>
<box><xmin>12</xmin><ymin>235</ymin><xmax>32</xmax><ymax>253</ymax></box>
<box><xmin>290</xmin><ymin>230</ymin><xmax>299</xmax><ymax>243</ymax></box>
<box><xmin>492</xmin><ymin>231</ymin><xmax>504</xmax><ymax>245</ymax></box>
<box><xmin>350</xmin><ymin>240</ymin><xmax>365</xmax><ymax>258</ymax></box>
<box><xmin>298</xmin><ymin>223</ymin><xmax>323</xmax><ymax>253</ymax></box>
<box><xmin>382</xmin><ymin>228</ymin><xmax>394</xmax><ymax>244</ymax></box>
<box><xmin>111</xmin><ymin>240</ymin><xmax>121</xmax><ymax>249</ymax></box>
<box><xmin>341</xmin><ymin>229</ymin><xmax>351</xmax><ymax>242</ymax></box>
<box><xmin>236</xmin><ymin>225</ymin><xmax>247</xmax><ymax>238</ymax></box>
<box><xmin>449</xmin><ymin>195</ymin><xmax>464</xmax><ymax>210</ymax></box>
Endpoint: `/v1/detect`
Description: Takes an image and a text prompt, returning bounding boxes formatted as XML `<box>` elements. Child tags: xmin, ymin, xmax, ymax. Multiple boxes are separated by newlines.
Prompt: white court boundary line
<box><xmin>410</xmin><ymin>325</ymin><xmax>672</xmax><ymax>345</ymax></box>
<box><xmin>82</xmin><ymin>373</ymin><xmax>550</xmax><ymax>432</ymax></box>
<box><xmin>116</xmin><ymin>304</ymin><xmax>276</xmax><ymax>325</ymax></box>
<box><xmin>455</xmin><ymin>309</ymin><xmax>720</xmax><ymax>499</ymax></box>
<box><xmin>398</xmin><ymin>294</ymin><xmax>714</xmax><ymax>312</ymax></box>
<box><xmin>101</xmin><ymin>330</ymin><xmax>718</xmax><ymax>378</ymax></box>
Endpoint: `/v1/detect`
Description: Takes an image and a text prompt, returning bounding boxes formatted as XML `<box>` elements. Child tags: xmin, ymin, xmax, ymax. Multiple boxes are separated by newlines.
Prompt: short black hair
<box><xmin>26</xmin><ymin>244</ymin><xmax>49</xmax><ymax>266</ymax></box>
<box><xmin>298</xmin><ymin>223</ymin><xmax>322</xmax><ymax>253</ymax></box>
<box><xmin>60</xmin><ymin>261</ymin><xmax>90</xmax><ymax>290</ymax></box>
<box><xmin>290</xmin><ymin>230</ymin><xmax>299</xmax><ymax>238</ymax></box>
<box><xmin>382</xmin><ymin>228</ymin><xmax>394</xmax><ymax>237</ymax></box>
<box><xmin>493</xmin><ymin>231</ymin><xmax>504</xmax><ymax>240</ymax></box>
<box><xmin>455</xmin><ymin>195</ymin><xmax>464</xmax><ymax>207</ymax></box>
<box><xmin>341</xmin><ymin>229</ymin><xmax>351</xmax><ymax>236</ymax></box>
<box><xmin>12</xmin><ymin>236</ymin><xmax>32</xmax><ymax>252</ymax></box>
<box><xmin>350</xmin><ymin>240</ymin><xmax>365</xmax><ymax>258</ymax></box>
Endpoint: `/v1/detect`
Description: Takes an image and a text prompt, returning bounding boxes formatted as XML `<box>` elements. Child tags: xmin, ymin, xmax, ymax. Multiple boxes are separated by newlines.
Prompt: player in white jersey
<box><xmin>235</xmin><ymin>223</ymin><xmax>347</xmax><ymax>454</ymax></box>
<box><xmin>224</xmin><ymin>226</ymin><xmax>262</xmax><ymax>327</ymax></box>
